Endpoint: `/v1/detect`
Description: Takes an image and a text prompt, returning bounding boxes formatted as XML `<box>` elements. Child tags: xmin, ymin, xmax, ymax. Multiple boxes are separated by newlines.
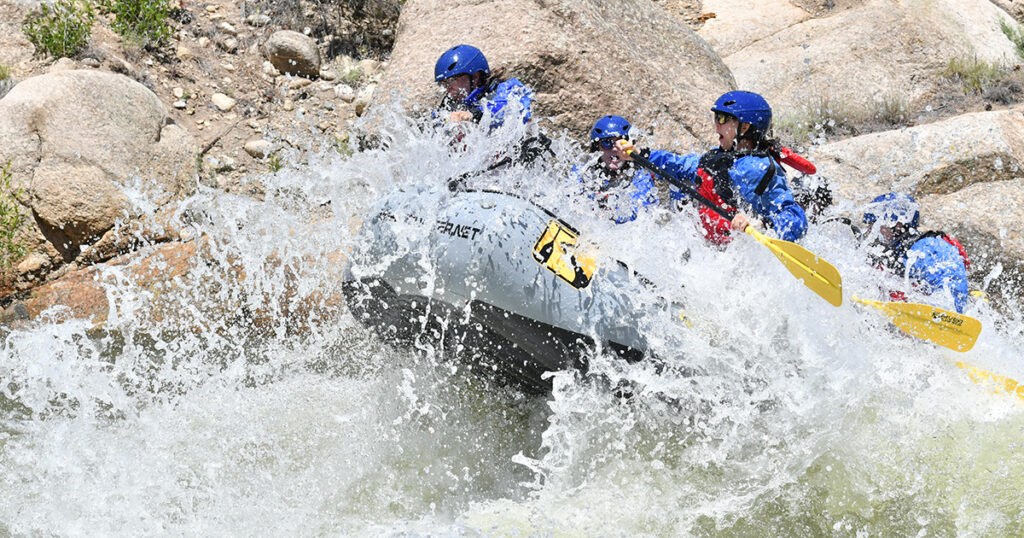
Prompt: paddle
<box><xmin>625</xmin><ymin>148</ymin><xmax>843</xmax><ymax>307</ymax></box>
<box><xmin>952</xmin><ymin>359</ymin><xmax>1024</xmax><ymax>403</ymax></box>
<box><xmin>852</xmin><ymin>296</ymin><xmax>982</xmax><ymax>352</ymax></box>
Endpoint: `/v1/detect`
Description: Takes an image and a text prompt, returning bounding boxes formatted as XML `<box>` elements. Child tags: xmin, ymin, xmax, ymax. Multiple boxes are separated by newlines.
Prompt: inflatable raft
<box><xmin>342</xmin><ymin>184</ymin><xmax>664</xmax><ymax>393</ymax></box>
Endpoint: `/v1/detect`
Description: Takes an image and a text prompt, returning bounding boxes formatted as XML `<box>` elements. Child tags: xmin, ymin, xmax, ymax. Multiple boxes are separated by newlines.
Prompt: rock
<box><xmin>246</xmin><ymin>13</ymin><xmax>271</xmax><ymax>27</ymax></box>
<box><xmin>15</xmin><ymin>252</ymin><xmax>50</xmax><ymax>274</ymax></box>
<box><xmin>216</xmin><ymin>36</ymin><xmax>239</xmax><ymax>54</ymax></box>
<box><xmin>81</xmin><ymin>58</ymin><xmax>100</xmax><ymax>68</ymax></box>
<box><xmin>173</xmin><ymin>87</ymin><xmax>184</xmax><ymax>98</ymax></box>
<box><xmin>722</xmin><ymin>0</ymin><xmax>1020</xmax><ymax>114</ymax></box>
<box><xmin>0</xmin><ymin>71</ymin><xmax>198</xmax><ymax>270</ymax></box>
<box><xmin>372</xmin><ymin>0</ymin><xmax>733</xmax><ymax>148</ymax></box>
<box><xmin>263</xmin><ymin>60</ymin><xmax>278</xmax><ymax>75</ymax></box>
<box><xmin>320</xmin><ymin>69</ymin><xmax>337</xmax><ymax>81</ymax></box>
<box><xmin>198</xmin><ymin>37</ymin><xmax>210</xmax><ymax>48</ymax></box>
<box><xmin>218</xmin><ymin>21</ymin><xmax>238</xmax><ymax>35</ymax></box>
<box><xmin>211</xmin><ymin>92</ymin><xmax>237</xmax><ymax>112</ymax></box>
<box><xmin>264</xmin><ymin>30</ymin><xmax>321</xmax><ymax>79</ymax></box>
<box><xmin>48</xmin><ymin>58</ymin><xmax>77</xmax><ymax>72</ymax></box>
<box><xmin>290</xmin><ymin>77</ymin><xmax>313</xmax><ymax>89</ymax></box>
<box><xmin>210</xmin><ymin>155</ymin><xmax>236</xmax><ymax>172</ymax></box>
<box><xmin>922</xmin><ymin>180</ymin><xmax>1024</xmax><ymax>299</ymax></box>
<box><xmin>176</xmin><ymin>45</ymin><xmax>194</xmax><ymax>60</ymax></box>
<box><xmin>811</xmin><ymin>109</ymin><xmax>1024</xmax><ymax>201</ymax></box>
<box><xmin>357</xmin><ymin>58</ymin><xmax>381</xmax><ymax>79</ymax></box>
<box><xmin>206</xmin><ymin>5</ymin><xmax>218</xmax><ymax>13</ymax></box>
<box><xmin>244</xmin><ymin>139</ymin><xmax>273</xmax><ymax>158</ymax></box>
<box><xmin>173</xmin><ymin>100</ymin><xmax>186</xmax><ymax>109</ymax></box>
<box><xmin>333</xmin><ymin>83</ymin><xmax>355</xmax><ymax>102</ymax></box>
<box><xmin>354</xmin><ymin>83</ymin><xmax>376</xmax><ymax>116</ymax></box>
<box><xmin>283</xmin><ymin>98</ymin><xmax>295</xmax><ymax>111</ymax></box>
<box><xmin>697</xmin><ymin>0</ymin><xmax>811</xmax><ymax>57</ymax></box>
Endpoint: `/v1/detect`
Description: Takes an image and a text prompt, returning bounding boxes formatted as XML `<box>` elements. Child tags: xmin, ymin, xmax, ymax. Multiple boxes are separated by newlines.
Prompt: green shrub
<box><xmin>0</xmin><ymin>64</ymin><xmax>10</xmax><ymax>81</ymax></box>
<box><xmin>870</xmin><ymin>92</ymin><xmax>910</xmax><ymax>126</ymax></box>
<box><xmin>0</xmin><ymin>162</ymin><xmax>27</xmax><ymax>269</ymax></box>
<box><xmin>22</xmin><ymin>0</ymin><xmax>96</xmax><ymax>59</ymax></box>
<box><xmin>942</xmin><ymin>56</ymin><xmax>1002</xmax><ymax>93</ymax></box>
<box><xmin>1001</xmin><ymin>19</ymin><xmax>1024</xmax><ymax>59</ymax></box>
<box><xmin>100</xmin><ymin>0</ymin><xmax>173</xmax><ymax>48</ymax></box>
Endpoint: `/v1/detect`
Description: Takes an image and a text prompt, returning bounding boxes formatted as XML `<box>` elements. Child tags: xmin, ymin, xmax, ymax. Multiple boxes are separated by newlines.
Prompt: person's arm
<box><xmin>731</xmin><ymin>156</ymin><xmax>807</xmax><ymax>241</ymax></box>
<box><xmin>906</xmin><ymin>239</ymin><xmax>970</xmax><ymax>313</ymax></box>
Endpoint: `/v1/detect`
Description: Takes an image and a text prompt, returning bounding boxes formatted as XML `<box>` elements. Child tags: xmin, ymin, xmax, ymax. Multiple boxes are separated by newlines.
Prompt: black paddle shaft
<box><xmin>629</xmin><ymin>151</ymin><xmax>736</xmax><ymax>221</ymax></box>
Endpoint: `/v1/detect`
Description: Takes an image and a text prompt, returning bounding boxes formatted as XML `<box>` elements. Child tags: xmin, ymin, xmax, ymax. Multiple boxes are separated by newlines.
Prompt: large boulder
<box><xmin>697</xmin><ymin>0</ymin><xmax>813</xmax><ymax>57</ymax></box>
<box><xmin>810</xmin><ymin>108</ymin><xmax>1024</xmax><ymax>200</ymax></box>
<box><xmin>721</xmin><ymin>0</ymin><xmax>1020</xmax><ymax>115</ymax></box>
<box><xmin>921</xmin><ymin>180</ymin><xmax>1024</xmax><ymax>299</ymax></box>
<box><xmin>0</xmin><ymin>70</ymin><xmax>198</xmax><ymax>288</ymax></box>
<box><xmin>371</xmin><ymin>0</ymin><xmax>735</xmax><ymax>149</ymax></box>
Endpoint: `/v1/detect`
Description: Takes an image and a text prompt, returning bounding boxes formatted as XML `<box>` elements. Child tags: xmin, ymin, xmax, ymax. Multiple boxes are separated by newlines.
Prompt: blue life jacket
<box><xmin>569</xmin><ymin>163</ymin><xmax>658</xmax><ymax>224</ymax></box>
<box><xmin>646</xmin><ymin>149</ymin><xmax>808</xmax><ymax>242</ymax></box>
<box><xmin>875</xmin><ymin>231</ymin><xmax>970</xmax><ymax>313</ymax></box>
<box><xmin>462</xmin><ymin>78</ymin><xmax>533</xmax><ymax>129</ymax></box>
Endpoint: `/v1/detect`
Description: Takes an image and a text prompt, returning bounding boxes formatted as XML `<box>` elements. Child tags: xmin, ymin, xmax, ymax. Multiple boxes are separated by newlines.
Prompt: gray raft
<box><xmin>342</xmin><ymin>184</ymin><xmax>665</xmax><ymax>393</ymax></box>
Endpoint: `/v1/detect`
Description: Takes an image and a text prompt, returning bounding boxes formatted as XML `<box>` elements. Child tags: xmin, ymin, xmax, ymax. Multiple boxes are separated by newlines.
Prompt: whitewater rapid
<box><xmin>2</xmin><ymin>106</ymin><xmax>1023</xmax><ymax>536</ymax></box>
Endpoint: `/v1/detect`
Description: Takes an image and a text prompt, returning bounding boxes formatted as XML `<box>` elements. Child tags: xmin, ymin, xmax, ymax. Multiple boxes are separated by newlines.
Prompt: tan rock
<box><xmin>333</xmin><ymin>83</ymin><xmax>355</xmax><ymax>102</ymax></box>
<box><xmin>176</xmin><ymin>45</ymin><xmax>194</xmax><ymax>60</ymax></box>
<box><xmin>372</xmin><ymin>0</ymin><xmax>733</xmax><ymax>149</ymax></box>
<box><xmin>698</xmin><ymin>0</ymin><xmax>812</xmax><ymax>57</ymax></box>
<box><xmin>48</xmin><ymin>58</ymin><xmax>78</xmax><ymax>72</ymax></box>
<box><xmin>354</xmin><ymin>83</ymin><xmax>377</xmax><ymax>116</ymax></box>
<box><xmin>811</xmin><ymin>108</ymin><xmax>1024</xmax><ymax>200</ymax></box>
<box><xmin>244</xmin><ymin>139</ymin><xmax>273</xmax><ymax>158</ymax></box>
<box><xmin>0</xmin><ymin>70</ymin><xmax>198</xmax><ymax>273</ymax></box>
<box><xmin>725</xmin><ymin>0</ymin><xmax>1021</xmax><ymax>114</ymax></box>
<box><xmin>211</xmin><ymin>92</ymin><xmax>237</xmax><ymax>111</ymax></box>
<box><xmin>264</xmin><ymin>30</ymin><xmax>321</xmax><ymax>79</ymax></box>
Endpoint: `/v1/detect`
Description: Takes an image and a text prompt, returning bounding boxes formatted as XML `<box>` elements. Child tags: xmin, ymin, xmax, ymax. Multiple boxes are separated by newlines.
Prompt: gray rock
<box><xmin>0</xmin><ymin>70</ymin><xmax>198</xmax><ymax>262</ymax></box>
<box><xmin>264</xmin><ymin>30</ymin><xmax>321</xmax><ymax>79</ymax></box>
<box><xmin>372</xmin><ymin>0</ymin><xmax>733</xmax><ymax>148</ymax></box>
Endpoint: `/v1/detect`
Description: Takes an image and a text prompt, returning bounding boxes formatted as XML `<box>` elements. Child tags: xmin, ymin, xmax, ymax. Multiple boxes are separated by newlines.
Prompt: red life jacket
<box><xmin>694</xmin><ymin>149</ymin><xmax>778</xmax><ymax>245</ymax></box>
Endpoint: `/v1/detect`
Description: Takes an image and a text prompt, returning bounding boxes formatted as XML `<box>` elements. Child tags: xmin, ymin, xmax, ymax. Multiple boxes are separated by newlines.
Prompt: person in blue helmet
<box><xmin>569</xmin><ymin>115</ymin><xmax>660</xmax><ymax>224</ymax></box>
<box><xmin>616</xmin><ymin>91</ymin><xmax>808</xmax><ymax>245</ymax></box>
<box><xmin>434</xmin><ymin>44</ymin><xmax>533</xmax><ymax>129</ymax></box>
<box><xmin>862</xmin><ymin>193</ymin><xmax>970</xmax><ymax>313</ymax></box>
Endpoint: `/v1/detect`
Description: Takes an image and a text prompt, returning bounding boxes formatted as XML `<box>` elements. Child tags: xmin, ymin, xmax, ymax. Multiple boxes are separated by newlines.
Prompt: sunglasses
<box><xmin>714</xmin><ymin>111</ymin><xmax>735</xmax><ymax>125</ymax></box>
<box><xmin>599</xmin><ymin>138</ymin><xmax>620</xmax><ymax>150</ymax></box>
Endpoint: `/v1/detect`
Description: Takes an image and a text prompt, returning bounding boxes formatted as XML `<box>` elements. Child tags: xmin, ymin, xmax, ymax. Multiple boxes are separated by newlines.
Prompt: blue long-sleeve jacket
<box><xmin>568</xmin><ymin>164</ymin><xmax>658</xmax><ymax>223</ymax></box>
<box><xmin>645</xmin><ymin>150</ymin><xmax>808</xmax><ymax>242</ymax></box>
<box><xmin>903</xmin><ymin>236</ymin><xmax>970</xmax><ymax>313</ymax></box>
<box><xmin>465</xmin><ymin>78</ymin><xmax>533</xmax><ymax>129</ymax></box>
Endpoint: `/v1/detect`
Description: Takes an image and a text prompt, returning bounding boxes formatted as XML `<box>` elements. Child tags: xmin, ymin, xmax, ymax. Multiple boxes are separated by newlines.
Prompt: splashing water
<box><xmin>2</xmin><ymin>102</ymin><xmax>1023</xmax><ymax>536</ymax></box>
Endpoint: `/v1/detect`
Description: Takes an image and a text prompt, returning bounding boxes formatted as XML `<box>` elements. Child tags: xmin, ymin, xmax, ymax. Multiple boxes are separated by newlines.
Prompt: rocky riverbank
<box><xmin>1</xmin><ymin>0</ymin><xmax>1023</xmax><ymax>323</ymax></box>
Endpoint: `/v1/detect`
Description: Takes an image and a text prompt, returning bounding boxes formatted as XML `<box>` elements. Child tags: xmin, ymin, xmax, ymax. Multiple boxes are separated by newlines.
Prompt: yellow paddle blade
<box><xmin>745</xmin><ymin>227</ymin><xmax>843</xmax><ymax>307</ymax></box>
<box><xmin>952</xmin><ymin>360</ymin><xmax>1024</xmax><ymax>404</ymax></box>
<box><xmin>853</xmin><ymin>296</ymin><xmax>982</xmax><ymax>352</ymax></box>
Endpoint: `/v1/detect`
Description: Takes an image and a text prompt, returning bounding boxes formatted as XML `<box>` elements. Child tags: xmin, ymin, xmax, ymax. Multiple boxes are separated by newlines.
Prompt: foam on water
<box><xmin>1</xmin><ymin>102</ymin><xmax>1023</xmax><ymax>536</ymax></box>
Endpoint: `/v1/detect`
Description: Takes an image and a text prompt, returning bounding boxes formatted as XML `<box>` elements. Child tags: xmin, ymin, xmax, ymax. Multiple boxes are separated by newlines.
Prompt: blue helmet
<box><xmin>711</xmin><ymin>91</ymin><xmax>772</xmax><ymax>135</ymax></box>
<box><xmin>589</xmin><ymin>115</ymin><xmax>631</xmax><ymax>141</ymax></box>
<box><xmin>434</xmin><ymin>45</ymin><xmax>490</xmax><ymax>83</ymax></box>
<box><xmin>863</xmin><ymin>193</ymin><xmax>920</xmax><ymax>229</ymax></box>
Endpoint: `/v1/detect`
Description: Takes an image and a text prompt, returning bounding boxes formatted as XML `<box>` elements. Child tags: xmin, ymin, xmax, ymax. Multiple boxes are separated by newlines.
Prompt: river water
<box><xmin>2</xmin><ymin>107</ymin><xmax>1023</xmax><ymax>536</ymax></box>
